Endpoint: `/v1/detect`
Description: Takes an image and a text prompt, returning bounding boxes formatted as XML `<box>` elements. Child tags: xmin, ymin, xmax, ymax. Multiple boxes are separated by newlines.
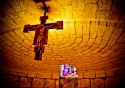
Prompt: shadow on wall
<box><xmin>109</xmin><ymin>0</ymin><xmax>125</xmax><ymax>21</ymax></box>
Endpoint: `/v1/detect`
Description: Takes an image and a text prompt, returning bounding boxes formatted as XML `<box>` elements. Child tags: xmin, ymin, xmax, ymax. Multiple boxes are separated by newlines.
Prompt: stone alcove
<box><xmin>59</xmin><ymin>64</ymin><xmax>78</xmax><ymax>88</ymax></box>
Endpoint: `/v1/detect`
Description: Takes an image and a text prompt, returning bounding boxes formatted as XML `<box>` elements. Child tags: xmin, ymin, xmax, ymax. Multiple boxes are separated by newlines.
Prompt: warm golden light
<box><xmin>0</xmin><ymin>0</ymin><xmax>125</xmax><ymax>87</ymax></box>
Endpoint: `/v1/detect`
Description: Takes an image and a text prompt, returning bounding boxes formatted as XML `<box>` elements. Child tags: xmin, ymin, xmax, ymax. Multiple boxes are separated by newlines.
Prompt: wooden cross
<box><xmin>23</xmin><ymin>16</ymin><xmax>63</xmax><ymax>60</ymax></box>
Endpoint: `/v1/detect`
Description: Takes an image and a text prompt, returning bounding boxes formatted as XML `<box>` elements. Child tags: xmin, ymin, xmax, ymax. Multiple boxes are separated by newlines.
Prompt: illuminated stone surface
<box><xmin>0</xmin><ymin>0</ymin><xmax>125</xmax><ymax>87</ymax></box>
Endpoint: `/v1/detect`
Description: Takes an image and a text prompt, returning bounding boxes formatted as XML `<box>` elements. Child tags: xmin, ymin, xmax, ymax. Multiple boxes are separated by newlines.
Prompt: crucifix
<box><xmin>23</xmin><ymin>1</ymin><xmax>63</xmax><ymax>60</ymax></box>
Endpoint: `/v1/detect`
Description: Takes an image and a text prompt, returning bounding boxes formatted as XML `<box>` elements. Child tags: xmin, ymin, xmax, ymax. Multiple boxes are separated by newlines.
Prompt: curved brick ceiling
<box><xmin>0</xmin><ymin>0</ymin><xmax>125</xmax><ymax>73</ymax></box>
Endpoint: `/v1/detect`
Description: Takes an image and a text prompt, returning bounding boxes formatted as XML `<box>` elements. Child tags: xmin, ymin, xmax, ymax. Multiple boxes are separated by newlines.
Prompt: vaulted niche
<box><xmin>60</xmin><ymin>64</ymin><xmax>78</xmax><ymax>78</ymax></box>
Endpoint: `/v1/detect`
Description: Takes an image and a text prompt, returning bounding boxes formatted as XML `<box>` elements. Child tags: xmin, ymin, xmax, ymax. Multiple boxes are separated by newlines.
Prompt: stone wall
<box><xmin>0</xmin><ymin>0</ymin><xmax>125</xmax><ymax>73</ymax></box>
<box><xmin>0</xmin><ymin>66</ymin><xmax>125</xmax><ymax>88</ymax></box>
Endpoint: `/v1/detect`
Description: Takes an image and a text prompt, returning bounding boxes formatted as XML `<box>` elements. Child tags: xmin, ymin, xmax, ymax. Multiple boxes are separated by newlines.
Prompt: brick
<box><xmin>106</xmin><ymin>70</ymin><xmax>115</xmax><ymax>77</ymax></box>
<box><xmin>91</xmin><ymin>79</ymin><xmax>104</xmax><ymax>88</ymax></box>
<box><xmin>110</xmin><ymin>28</ymin><xmax>123</xmax><ymax>40</ymax></box>
<box><xmin>117</xmin><ymin>31</ymin><xmax>125</xmax><ymax>43</ymax></box>
<box><xmin>0</xmin><ymin>22</ymin><xmax>10</xmax><ymax>32</ymax></box>
<box><xmin>98</xmin><ymin>0</ymin><xmax>112</xmax><ymax>11</ymax></box>
<box><xmin>78</xmin><ymin>79</ymin><xmax>81</xmax><ymax>88</ymax></box>
<box><xmin>97</xmin><ymin>26</ymin><xmax>106</xmax><ymax>37</ymax></box>
<box><xmin>111</xmin><ymin>42</ymin><xmax>122</xmax><ymax>51</ymax></box>
<box><xmin>2</xmin><ymin>15</ymin><xmax>17</xmax><ymax>29</ymax></box>
<box><xmin>3</xmin><ymin>33</ymin><xmax>16</xmax><ymax>43</ymax></box>
<box><xmin>78</xmin><ymin>73</ymin><xmax>83</xmax><ymax>78</ymax></box>
<box><xmin>91</xmin><ymin>48</ymin><xmax>101</xmax><ymax>54</ymax></box>
<box><xmin>103</xmin><ymin>27</ymin><xmax>114</xmax><ymax>40</ymax></box>
<box><xmin>94</xmin><ymin>37</ymin><xmax>102</xmax><ymax>44</ymax></box>
<box><xmin>100</xmin><ymin>50</ymin><xmax>113</xmax><ymax>57</ymax></box>
<box><xmin>27</xmin><ymin>71</ymin><xmax>36</xmax><ymax>77</ymax></box>
<box><xmin>44</xmin><ymin>55</ymin><xmax>54</xmax><ymax>58</ymax></box>
<box><xmin>0</xmin><ymin>39</ymin><xmax>6</xmax><ymax>47</ymax></box>
<box><xmin>44</xmin><ymin>79</ymin><xmax>55</xmax><ymax>88</ymax></box>
<box><xmin>60</xmin><ymin>78</ymin><xmax>78</xmax><ymax>88</ymax></box>
<box><xmin>63</xmin><ymin>28</ymin><xmax>69</xmax><ymax>38</ymax></box>
<box><xmin>8</xmin><ymin>31</ymin><xmax>22</xmax><ymax>42</ymax></box>
<box><xmin>14</xmin><ymin>29</ymin><xmax>26</xmax><ymax>40</ymax></box>
<box><xmin>44</xmin><ymin>49</ymin><xmax>52</xmax><ymax>53</ymax></box>
<box><xmin>32</xmin><ymin>78</ymin><xmax>44</xmax><ymax>87</ymax></box>
<box><xmin>100</xmin><ymin>46</ymin><xmax>110</xmax><ymax>54</ymax></box>
<box><xmin>75</xmin><ymin>22</ymin><xmax>83</xmax><ymax>37</ymax></box>
<box><xmin>55</xmin><ymin>58</ymin><xmax>66</xmax><ymax>60</ymax></box>
<box><xmin>13</xmin><ymin>50</ymin><xmax>21</xmax><ymax>55</ymax></box>
<box><xmin>0</xmin><ymin>35</ymin><xmax>13</xmax><ymax>46</ymax></box>
<box><xmin>9</xmin><ymin>68</ymin><xmax>27</xmax><ymax>76</ymax></box>
<box><xmin>13</xmin><ymin>42</ymin><xmax>22</xmax><ymax>48</ymax></box>
<box><xmin>55</xmin><ymin>80</ymin><xmax>59</xmax><ymax>88</ymax></box>
<box><xmin>84</xmin><ymin>72</ymin><xmax>95</xmax><ymax>78</ymax></box>
<box><xmin>23</xmin><ymin>40</ymin><xmax>32</xmax><ymax>45</ymax></box>
<box><xmin>96</xmin><ymin>11</ymin><xmax>109</xmax><ymax>19</ymax></box>
<box><xmin>106</xmin><ymin>76</ymin><xmax>123</xmax><ymax>88</ymax></box>
<box><xmin>52</xmin><ymin>73</ymin><xmax>59</xmax><ymax>79</ymax></box>
<box><xmin>80</xmin><ymin>79</ymin><xmax>90</xmax><ymax>88</ymax></box>
<box><xmin>14</xmin><ymin>17</ymin><xmax>27</xmax><ymax>27</ymax></box>
<box><xmin>83</xmin><ymin>21</ymin><xmax>90</xmax><ymax>35</ymax></box>
<box><xmin>96</xmin><ymin>71</ymin><xmax>106</xmax><ymax>78</ymax></box>
<box><xmin>23</xmin><ymin>33</ymin><xmax>33</xmax><ymax>41</ymax></box>
<box><xmin>91</xmin><ymin>58</ymin><xmax>102</xmax><ymax>64</ymax></box>
<box><xmin>37</xmin><ymin>72</ymin><xmax>52</xmax><ymax>78</ymax></box>
<box><xmin>19</xmin><ymin>77</ymin><xmax>31</xmax><ymax>87</ymax></box>
<box><xmin>84</xmin><ymin>4</ymin><xmax>97</xmax><ymax>19</ymax></box>
<box><xmin>20</xmin><ymin>46</ymin><xmax>28</xmax><ymax>52</ymax></box>
<box><xmin>65</xmin><ymin>6</ymin><xmax>73</xmax><ymax>18</ymax></box>
<box><xmin>72</xmin><ymin>0</ymin><xmax>85</xmax><ymax>10</ymax></box>
<box><xmin>99</xmin><ymin>39</ymin><xmax>108</xmax><ymax>49</ymax></box>
<box><xmin>75</xmin><ymin>38</ymin><xmax>82</xmax><ymax>43</ymax></box>
<box><xmin>99</xmin><ymin>21</ymin><xmax>106</xmax><ymax>26</ymax></box>
<box><xmin>3</xmin><ymin>45</ymin><xmax>14</xmax><ymax>51</ymax></box>
<box><xmin>90</xmin><ymin>25</ymin><xmax>98</xmax><ymax>39</ymax></box>
<box><xmin>107</xmin><ymin>39</ymin><xmax>116</xmax><ymax>47</ymax></box>
<box><xmin>68</xmin><ymin>22</ymin><xmax>76</xmax><ymax>35</ymax></box>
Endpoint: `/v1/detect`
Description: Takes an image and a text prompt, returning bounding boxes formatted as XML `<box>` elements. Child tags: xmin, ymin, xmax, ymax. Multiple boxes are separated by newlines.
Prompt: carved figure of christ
<box><xmin>23</xmin><ymin>16</ymin><xmax>63</xmax><ymax>60</ymax></box>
